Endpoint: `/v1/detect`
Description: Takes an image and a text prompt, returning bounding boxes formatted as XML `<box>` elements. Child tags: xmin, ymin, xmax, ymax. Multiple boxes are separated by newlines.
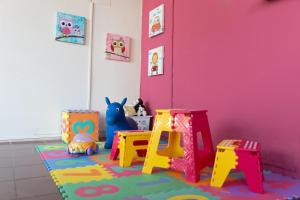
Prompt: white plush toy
<box><xmin>137</xmin><ymin>105</ymin><xmax>147</xmax><ymax>116</ymax></box>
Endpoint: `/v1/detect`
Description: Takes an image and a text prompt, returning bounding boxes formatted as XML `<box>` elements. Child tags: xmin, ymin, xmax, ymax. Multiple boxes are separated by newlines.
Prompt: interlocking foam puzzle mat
<box><xmin>36</xmin><ymin>143</ymin><xmax>300</xmax><ymax>200</ymax></box>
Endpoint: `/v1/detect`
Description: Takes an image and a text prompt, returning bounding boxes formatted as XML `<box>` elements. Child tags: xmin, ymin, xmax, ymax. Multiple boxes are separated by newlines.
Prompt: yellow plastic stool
<box><xmin>112</xmin><ymin>131</ymin><xmax>152</xmax><ymax>167</ymax></box>
<box><xmin>211</xmin><ymin>139</ymin><xmax>264</xmax><ymax>193</ymax></box>
<box><xmin>142</xmin><ymin>109</ymin><xmax>215</xmax><ymax>183</ymax></box>
<box><xmin>142</xmin><ymin>110</ymin><xmax>183</xmax><ymax>174</ymax></box>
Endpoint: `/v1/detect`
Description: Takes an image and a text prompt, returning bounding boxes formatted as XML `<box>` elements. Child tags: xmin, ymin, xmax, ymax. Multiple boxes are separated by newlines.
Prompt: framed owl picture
<box><xmin>105</xmin><ymin>33</ymin><xmax>131</xmax><ymax>62</ymax></box>
<box><xmin>149</xmin><ymin>4</ymin><xmax>164</xmax><ymax>37</ymax></box>
<box><xmin>55</xmin><ymin>12</ymin><xmax>86</xmax><ymax>45</ymax></box>
<box><xmin>148</xmin><ymin>46</ymin><xmax>164</xmax><ymax>76</ymax></box>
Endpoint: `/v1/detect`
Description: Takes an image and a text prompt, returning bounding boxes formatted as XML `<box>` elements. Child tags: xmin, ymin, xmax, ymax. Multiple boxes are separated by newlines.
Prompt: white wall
<box><xmin>90</xmin><ymin>0</ymin><xmax>142</xmax><ymax>136</ymax></box>
<box><xmin>0</xmin><ymin>0</ymin><xmax>142</xmax><ymax>140</ymax></box>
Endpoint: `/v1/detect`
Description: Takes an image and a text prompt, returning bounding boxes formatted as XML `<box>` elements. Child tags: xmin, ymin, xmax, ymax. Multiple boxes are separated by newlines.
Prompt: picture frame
<box><xmin>149</xmin><ymin>4</ymin><xmax>164</xmax><ymax>37</ymax></box>
<box><xmin>55</xmin><ymin>12</ymin><xmax>86</xmax><ymax>45</ymax></box>
<box><xmin>148</xmin><ymin>46</ymin><xmax>164</xmax><ymax>76</ymax></box>
<box><xmin>105</xmin><ymin>33</ymin><xmax>131</xmax><ymax>62</ymax></box>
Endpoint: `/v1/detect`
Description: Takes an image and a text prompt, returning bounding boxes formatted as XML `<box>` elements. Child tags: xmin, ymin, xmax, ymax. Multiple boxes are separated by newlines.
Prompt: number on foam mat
<box><xmin>75</xmin><ymin>184</ymin><xmax>119</xmax><ymax>197</ymax></box>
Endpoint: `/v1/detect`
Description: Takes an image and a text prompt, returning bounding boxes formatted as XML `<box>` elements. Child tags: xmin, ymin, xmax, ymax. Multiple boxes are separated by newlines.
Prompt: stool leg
<box><xmin>191</xmin><ymin>111</ymin><xmax>215</xmax><ymax>168</ymax></box>
<box><xmin>170</xmin><ymin>130</ymin><xmax>198</xmax><ymax>182</ymax></box>
<box><xmin>142</xmin><ymin>131</ymin><xmax>160</xmax><ymax>174</ymax></box>
<box><xmin>142</xmin><ymin>130</ymin><xmax>170</xmax><ymax>174</ymax></box>
<box><xmin>110</xmin><ymin>135</ymin><xmax>120</xmax><ymax>160</ymax></box>
<box><xmin>243</xmin><ymin>166</ymin><xmax>264</xmax><ymax>193</ymax></box>
<box><xmin>120</xmin><ymin>137</ymin><xmax>136</xmax><ymax>167</ymax></box>
<box><xmin>236</xmin><ymin>150</ymin><xmax>264</xmax><ymax>193</ymax></box>
<box><xmin>174</xmin><ymin>114</ymin><xmax>199</xmax><ymax>182</ymax></box>
<box><xmin>211</xmin><ymin>149</ymin><xmax>237</xmax><ymax>187</ymax></box>
<box><xmin>183</xmin><ymin>129</ymin><xmax>199</xmax><ymax>182</ymax></box>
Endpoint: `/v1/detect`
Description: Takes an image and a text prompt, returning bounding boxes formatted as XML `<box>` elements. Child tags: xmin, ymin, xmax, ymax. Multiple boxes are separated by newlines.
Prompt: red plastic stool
<box><xmin>142</xmin><ymin>109</ymin><xmax>215</xmax><ymax>182</ymax></box>
<box><xmin>109</xmin><ymin>132</ymin><xmax>120</xmax><ymax>160</ymax></box>
<box><xmin>211</xmin><ymin>139</ymin><xmax>264</xmax><ymax>193</ymax></box>
<box><xmin>110</xmin><ymin>130</ymin><xmax>151</xmax><ymax>167</ymax></box>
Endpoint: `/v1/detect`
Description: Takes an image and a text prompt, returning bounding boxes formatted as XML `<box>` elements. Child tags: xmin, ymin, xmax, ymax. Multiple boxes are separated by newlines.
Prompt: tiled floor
<box><xmin>0</xmin><ymin>140</ymin><xmax>63</xmax><ymax>200</ymax></box>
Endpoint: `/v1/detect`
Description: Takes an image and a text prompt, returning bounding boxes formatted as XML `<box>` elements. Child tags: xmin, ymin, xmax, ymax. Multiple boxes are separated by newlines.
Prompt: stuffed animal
<box><xmin>137</xmin><ymin>106</ymin><xmax>147</xmax><ymax>116</ymax></box>
<box><xmin>105</xmin><ymin>97</ymin><xmax>137</xmax><ymax>149</ymax></box>
<box><xmin>124</xmin><ymin>98</ymin><xmax>148</xmax><ymax>117</ymax></box>
<box><xmin>134</xmin><ymin>98</ymin><xmax>146</xmax><ymax>113</ymax></box>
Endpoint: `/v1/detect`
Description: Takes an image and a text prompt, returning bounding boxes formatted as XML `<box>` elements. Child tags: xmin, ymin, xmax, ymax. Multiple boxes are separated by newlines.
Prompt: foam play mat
<box><xmin>36</xmin><ymin>143</ymin><xmax>300</xmax><ymax>200</ymax></box>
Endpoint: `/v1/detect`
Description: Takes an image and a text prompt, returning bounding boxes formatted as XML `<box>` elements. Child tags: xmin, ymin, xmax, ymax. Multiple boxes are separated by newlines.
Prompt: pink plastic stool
<box><xmin>109</xmin><ymin>132</ymin><xmax>120</xmax><ymax>160</ymax></box>
<box><xmin>142</xmin><ymin>109</ymin><xmax>215</xmax><ymax>183</ymax></box>
<box><xmin>110</xmin><ymin>130</ymin><xmax>148</xmax><ymax>161</ymax></box>
<box><xmin>211</xmin><ymin>139</ymin><xmax>264</xmax><ymax>193</ymax></box>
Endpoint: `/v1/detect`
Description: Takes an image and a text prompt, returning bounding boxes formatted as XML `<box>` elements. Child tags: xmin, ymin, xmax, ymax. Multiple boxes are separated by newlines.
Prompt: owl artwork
<box><xmin>59</xmin><ymin>18</ymin><xmax>74</xmax><ymax>35</ymax></box>
<box><xmin>111</xmin><ymin>38</ymin><xmax>125</xmax><ymax>56</ymax></box>
<box><xmin>105</xmin><ymin>33</ymin><xmax>131</xmax><ymax>62</ymax></box>
<box><xmin>55</xmin><ymin>12</ymin><xmax>86</xmax><ymax>45</ymax></box>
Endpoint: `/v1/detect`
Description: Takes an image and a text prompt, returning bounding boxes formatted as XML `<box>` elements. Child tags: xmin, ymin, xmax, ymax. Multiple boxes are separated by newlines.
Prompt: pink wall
<box><xmin>141</xmin><ymin>0</ymin><xmax>300</xmax><ymax>177</ymax></box>
<box><xmin>140</xmin><ymin>0</ymin><xmax>173</xmax><ymax>114</ymax></box>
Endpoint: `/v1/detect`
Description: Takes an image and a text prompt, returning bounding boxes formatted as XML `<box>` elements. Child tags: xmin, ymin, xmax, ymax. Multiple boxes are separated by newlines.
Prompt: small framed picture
<box><xmin>148</xmin><ymin>46</ymin><xmax>164</xmax><ymax>76</ymax></box>
<box><xmin>149</xmin><ymin>4</ymin><xmax>164</xmax><ymax>37</ymax></box>
<box><xmin>55</xmin><ymin>12</ymin><xmax>86</xmax><ymax>45</ymax></box>
<box><xmin>105</xmin><ymin>33</ymin><xmax>131</xmax><ymax>62</ymax></box>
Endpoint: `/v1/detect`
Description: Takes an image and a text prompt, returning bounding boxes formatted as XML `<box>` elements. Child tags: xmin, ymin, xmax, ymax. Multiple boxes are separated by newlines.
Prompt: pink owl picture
<box><xmin>55</xmin><ymin>12</ymin><xmax>85</xmax><ymax>45</ymax></box>
<box><xmin>105</xmin><ymin>33</ymin><xmax>131</xmax><ymax>62</ymax></box>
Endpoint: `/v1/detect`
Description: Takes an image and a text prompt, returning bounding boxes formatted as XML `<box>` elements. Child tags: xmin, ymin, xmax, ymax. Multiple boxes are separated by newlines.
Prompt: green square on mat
<box><xmin>36</xmin><ymin>142</ymin><xmax>105</xmax><ymax>153</ymax></box>
<box><xmin>36</xmin><ymin>143</ymin><xmax>67</xmax><ymax>152</ymax></box>
<box><xmin>144</xmin><ymin>187</ymin><xmax>219</xmax><ymax>200</ymax></box>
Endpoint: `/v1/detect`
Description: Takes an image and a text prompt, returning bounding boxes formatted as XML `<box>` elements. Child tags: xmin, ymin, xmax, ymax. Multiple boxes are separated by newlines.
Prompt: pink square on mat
<box><xmin>39</xmin><ymin>150</ymin><xmax>68</xmax><ymax>160</ymax></box>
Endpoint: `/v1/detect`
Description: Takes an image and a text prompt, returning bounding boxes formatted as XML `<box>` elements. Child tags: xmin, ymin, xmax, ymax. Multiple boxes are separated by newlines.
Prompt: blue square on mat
<box><xmin>43</xmin><ymin>156</ymin><xmax>98</xmax><ymax>170</ymax></box>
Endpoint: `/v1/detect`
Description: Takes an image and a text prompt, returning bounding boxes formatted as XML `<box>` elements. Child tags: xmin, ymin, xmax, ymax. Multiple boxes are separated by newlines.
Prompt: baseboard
<box><xmin>0</xmin><ymin>136</ymin><xmax>61</xmax><ymax>144</ymax></box>
<box><xmin>0</xmin><ymin>131</ymin><xmax>106</xmax><ymax>144</ymax></box>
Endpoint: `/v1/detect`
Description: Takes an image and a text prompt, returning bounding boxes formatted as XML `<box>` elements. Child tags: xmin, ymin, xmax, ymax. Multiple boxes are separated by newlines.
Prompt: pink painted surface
<box><xmin>140</xmin><ymin>0</ymin><xmax>173</xmax><ymax>114</ymax></box>
<box><xmin>172</xmin><ymin>0</ymin><xmax>300</xmax><ymax>177</ymax></box>
<box><xmin>141</xmin><ymin>0</ymin><xmax>300</xmax><ymax>177</ymax></box>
